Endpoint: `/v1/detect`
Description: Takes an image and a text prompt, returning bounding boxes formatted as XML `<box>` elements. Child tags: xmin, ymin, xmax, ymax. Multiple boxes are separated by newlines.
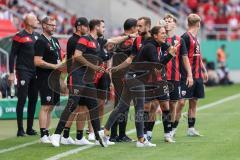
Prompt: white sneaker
<box><xmin>51</xmin><ymin>134</ymin><xmax>61</xmax><ymax>147</ymax></box>
<box><xmin>40</xmin><ymin>135</ymin><xmax>51</xmax><ymax>144</ymax></box>
<box><xmin>146</xmin><ymin>131</ymin><xmax>152</xmax><ymax>141</ymax></box>
<box><xmin>106</xmin><ymin>139</ymin><xmax>115</xmax><ymax>145</ymax></box>
<box><xmin>136</xmin><ymin>140</ymin><xmax>156</xmax><ymax>147</ymax></box>
<box><xmin>98</xmin><ymin>130</ymin><xmax>108</xmax><ymax>147</ymax></box>
<box><xmin>170</xmin><ymin>128</ymin><xmax>177</xmax><ymax>138</ymax></box>
<box><xmin>88</xmin><ymin>132</ymin><xmax>96</xmax><ymax>141</ymax></box>
<box><xmin>164</xmin><ymin>133</ymin><xmax>176</xmax><ymax>143</ymax></box>
<box><xmin>187</xmin><ymin>128</ymin><xmax>201</xmax><ymax>137</ymax></box>
<box><xmin>61</xmin><ymin>136</ymin><xmax>75</xmax><ymax>145</ymax></box>
<box><xmin>95</xmin><ymin>140</ymin><xmax>100</xmax><ymax>145</ymax></box>
<box><xmin>75</xmin><ymin>137</ymin><xmax>94</xmax><ymax>145</ymax></box>
<box><xmin>48</xmin><ymin>135</ymin><xmax>52</xmax><ymax>142</ymax></box>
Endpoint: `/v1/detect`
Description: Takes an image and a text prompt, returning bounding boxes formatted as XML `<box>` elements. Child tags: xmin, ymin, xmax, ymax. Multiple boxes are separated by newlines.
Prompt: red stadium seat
<box><xmin>0</xmin><ymin>19</ymin><xmax>17</xmax><ymax>38</ymax></box>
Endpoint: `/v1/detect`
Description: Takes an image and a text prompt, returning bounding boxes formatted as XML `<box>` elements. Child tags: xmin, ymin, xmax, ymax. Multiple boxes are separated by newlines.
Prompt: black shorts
<box><xmin>69</xmin><ymin>71</ymin><xmax>98</xmax><ymax>106</ymax></box>
<box><xmin>95</xmin><ymin>73</ymin><xmax>110</xmax><ymax>100</ymax></box>
<box><xmin>16</xmin><ymin>69</ymin><xmax>38</xmax><ymax>99</ymax></box>
<box><xmin>37</xmin><ymin>73</ymin><xmax>60</xmax><ymax>106</ymax></box>
<box><xmin>168</xmin><ymin>80</ymin><xmax>181</xmax><ymax>101</ymax></box>
<box><xmin>144</xmin><ymin>81</ymin><xmax>170</xmax><ymax>103</ymax></box>
<box><xmin>180</xmin><ymin>79</ymin><xmax>205</xmax><ymax>99</ymax></box>
<box><xmin>156</xmin><ymin>93</ymin><xmax>170</xmax><ymax>102</ymax></box>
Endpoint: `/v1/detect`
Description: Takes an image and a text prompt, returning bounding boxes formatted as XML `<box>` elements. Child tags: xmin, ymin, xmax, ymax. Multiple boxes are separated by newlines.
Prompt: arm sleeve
<box><xmin>159</xmin><ymin>43</ymin><xmax>173</xmax><ymax>65</ymax></box>
<box><xmin>181</xmin><ymin>33</ymin><xmax>190</xmax><ymax>52</ymax></box>
<box><xmin>98</xmin><ymin>38</ymin><xmax>112</xmax><ymax>61</ymax></box>
<box><xmin>160</xmin><ymin>54</ymin><xmax>173</xmax><ymax>65</ymax></box>
<box><xmin>143</xmin><ymin>45</ymin><xmax>159</xmax><ymax>62</ymax></box>
<box><xmin>34</xmin><ymin>40</ymin><xmax>46</xmax><ymax>57</ymax></box>
<box><xmin>130</xmin><ymin>38</ymin><xmax>138</xmax><ymax>56</ymax></box>
<box><xmin>9</xmin><ymin>35</ymin><xmax>21</xmax><ymax>73</ymax></box>
<box><xmin>101</xmin><ymin>38</ymin><xmax>108</xmax><ymax>46</ymax></box>
<box><xmin>180</xmin><ymin>38</ymin><xmax>188</xmax><ymax>56</ymax></box>
<box><xmin>76</xmin><ymin>37</ymin><xmax>88</xmax><ymax>53</ymax></box>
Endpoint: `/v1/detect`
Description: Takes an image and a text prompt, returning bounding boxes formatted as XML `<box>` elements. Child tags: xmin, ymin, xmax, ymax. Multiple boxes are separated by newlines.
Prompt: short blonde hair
<box><xmin>187</xmin><ymin>14</ymin><xmax>201</xmax><ymax>27</ymax></box>
<box><xmin>163</xmin><ymin>13</ymin><xmax>177</xmax><ymax>23</ymax></box>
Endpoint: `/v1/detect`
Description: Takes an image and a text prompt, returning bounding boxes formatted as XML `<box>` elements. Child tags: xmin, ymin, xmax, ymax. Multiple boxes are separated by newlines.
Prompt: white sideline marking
<box><xmin>0</xmin><ymin>140</ymin><xmax>39</xmax><ymax>154</ymax></box>
<box><xmin>45</xmin><ymin>93</ymin><xmax>240</xmax><ymax>160</ymax></box>
<box><xmin>0</xmin><ymin>130</ymin><xmax>75</xmax><ymax>154</ymax></box>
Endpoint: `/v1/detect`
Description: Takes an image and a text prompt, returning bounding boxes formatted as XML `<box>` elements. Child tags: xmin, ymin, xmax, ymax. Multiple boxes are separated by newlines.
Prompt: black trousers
<box><xmin>111</xmin><ymin>77</ymin><xmax>130</xmax><ymax>138</ymax></box>
<box><xmin>105</xmin><ymin>75</ymin><xmax>145</xmax><ymax>138</ymax></box>
<box><xmin>16</xmin><ymin>70</ymin><xmax>38</xmax><ymax>130</ymax></box>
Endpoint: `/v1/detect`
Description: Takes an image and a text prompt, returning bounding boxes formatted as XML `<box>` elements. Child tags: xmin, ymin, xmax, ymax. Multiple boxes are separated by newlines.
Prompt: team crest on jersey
<box><xmin>46</xmin><ymin>96</ymin><xmax>52</xmax><ymax>102</ymax></box>
<box><xmin>74</xmin><ymin>89</ymin><xmax>80</xmax><ymax>95</ymax></box>
<box><xmin>34</xmin><ymin>36</ymin><xmax>38</xmax><ymax>40</ymax></box>
<box><xmin>20</xmin><ymin>80</ymin><xmax>25</xmax><ymax>86</ymax></box>
<box><xmin>181</xmin><ymin>90</ymin><xmax>186</xmax><ymax>96</ymax></box>
<box><xmin>164</xmin><ymin>51</ymin><xmax>168</xmax><ymax>56</ymax></box>
<box><xmin>174</xmin><ymin>40</ymin><xmax>179</xmax><ymax>46</ymax></box>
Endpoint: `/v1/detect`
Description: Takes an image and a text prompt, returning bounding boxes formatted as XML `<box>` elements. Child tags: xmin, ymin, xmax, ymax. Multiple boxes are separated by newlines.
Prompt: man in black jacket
<box><xmin>9</xmin><ymin>13</ymin><xmax>40</xmax><ymax>137</ymax></box>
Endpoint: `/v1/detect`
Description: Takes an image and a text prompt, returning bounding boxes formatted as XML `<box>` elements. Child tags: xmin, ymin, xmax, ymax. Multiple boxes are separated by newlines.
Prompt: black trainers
<box><xmin>17</xmin><ymin>129</ymin><xmax>26</xmax><ymax>137</ymax></box>
<box><xmin>118</xmin><ymin>135</ymin><xmax>133</xmax><ymax>142</ymax></box>
<box><xmin>26</xmin><ymin>129</ymin><xmax>38</xmax><ymax>136</ymax></box>
<box><xmin>109</xmin><ymin>136</ymin><xmax>120</xmax><ymax>142</ymax></box>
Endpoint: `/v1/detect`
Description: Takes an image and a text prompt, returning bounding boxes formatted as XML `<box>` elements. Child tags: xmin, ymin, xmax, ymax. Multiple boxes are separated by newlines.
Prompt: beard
<box><xmin>139</xmin><ymin>31</ymin><xmax>147</xmax><ymax>36</ymax></box>
<box><xmin>46</xmin><ymin>30</ymin><xmax>54</xmax><ymax>36</ymax></box>
<box><xmin>97</xmin><ymin>32</ymin><xmax>103</xmax><ymax>37</ymax></box>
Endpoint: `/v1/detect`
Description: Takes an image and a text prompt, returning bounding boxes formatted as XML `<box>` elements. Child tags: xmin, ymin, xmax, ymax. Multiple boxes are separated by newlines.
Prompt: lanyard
<box><xmin>43</xmin><ymin>34</ymin><xmax>60</xmax><ymax>60</ymax></box>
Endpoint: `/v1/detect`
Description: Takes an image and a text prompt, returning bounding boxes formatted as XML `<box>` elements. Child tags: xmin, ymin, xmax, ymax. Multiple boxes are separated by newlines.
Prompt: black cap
<box><xmin>75</xmin><ymin>17</ymin><xmax>89</xmax><ymax>28</ymax></box>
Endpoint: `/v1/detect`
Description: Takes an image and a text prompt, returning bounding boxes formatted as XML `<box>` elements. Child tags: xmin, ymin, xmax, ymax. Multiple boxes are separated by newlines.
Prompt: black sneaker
<box><xmin>26</xmin><ymin>129</ymin><xmax>38</xmax><ymax>136</ymax></box>
<box><xmin>17</xmin><ymin>129</ymin><xmax>26</xmax><ymax>137</ymax></box>
<box><xmin>109</xmin><ymin>136</ymin><xmax>120</xmax><ymax>142</ymax></box>
<box><xmin>118</xmin><ymin>135</ymin><xmax>133</xmax><ymax>142</ymax></box>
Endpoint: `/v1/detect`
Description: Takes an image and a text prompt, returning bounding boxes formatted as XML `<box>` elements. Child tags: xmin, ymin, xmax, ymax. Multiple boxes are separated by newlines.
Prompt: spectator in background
<box><xmin>216</xmin><ymin>66</ymin><xmax>233</xmax><ymax>85</ymax></box>
<box><xmin>187</xmin><ymin>0</ymin><xmax>198</xmax><ymax>13</ymax></box>
<box><xmin>204</xmin><ymin>10</ymin><xmax>217</xmax><ymax>39</ymax></box>
<box><xmin>0</xmin><ymin>73</ymin><xmax>11</xmax><ymax>98</ymax></box>
<box><xmin>216</xmin><ymin>44</ymin><xmax>226</xmax><ymax>67</ymax></box>
<box><xmin>205</xmin><ymin>61</ymin><xmax>219</xmax><ymax>86</ymax></box>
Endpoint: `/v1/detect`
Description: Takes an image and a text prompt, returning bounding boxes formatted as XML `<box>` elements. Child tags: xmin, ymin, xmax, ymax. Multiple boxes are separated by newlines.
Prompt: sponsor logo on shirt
<box><xmin>46</xmin><ymin>96</ymin><xmax>52</xmax><ymax>102</ymax></box>
<box><xmin>20</xmin><ymin>80</ymin><xmax>25</xmax><ymax>86</ymax></box>
<box><xmin>181</xmin><ymin>90</ymin><xmax>186</xmax><ymax>96</ymax></box>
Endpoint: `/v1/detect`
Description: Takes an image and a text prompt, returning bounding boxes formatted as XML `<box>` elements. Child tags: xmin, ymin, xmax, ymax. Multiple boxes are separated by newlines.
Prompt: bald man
<box><xmin>9</xmin><ymin>13</ymin><xmax>40</xmax><ymax>137</ymax></box>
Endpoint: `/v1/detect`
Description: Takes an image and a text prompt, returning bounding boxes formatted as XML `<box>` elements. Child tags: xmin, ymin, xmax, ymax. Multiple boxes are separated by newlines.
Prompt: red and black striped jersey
<box><xmin>181</xmin><ymin>32</ymin><xmax>203</xmax><ymax>80</ymax></box>
<box><xmin>165</xmin><ymin>35</ymin><xmax>187</xmax><ymax>81</ymax></box>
